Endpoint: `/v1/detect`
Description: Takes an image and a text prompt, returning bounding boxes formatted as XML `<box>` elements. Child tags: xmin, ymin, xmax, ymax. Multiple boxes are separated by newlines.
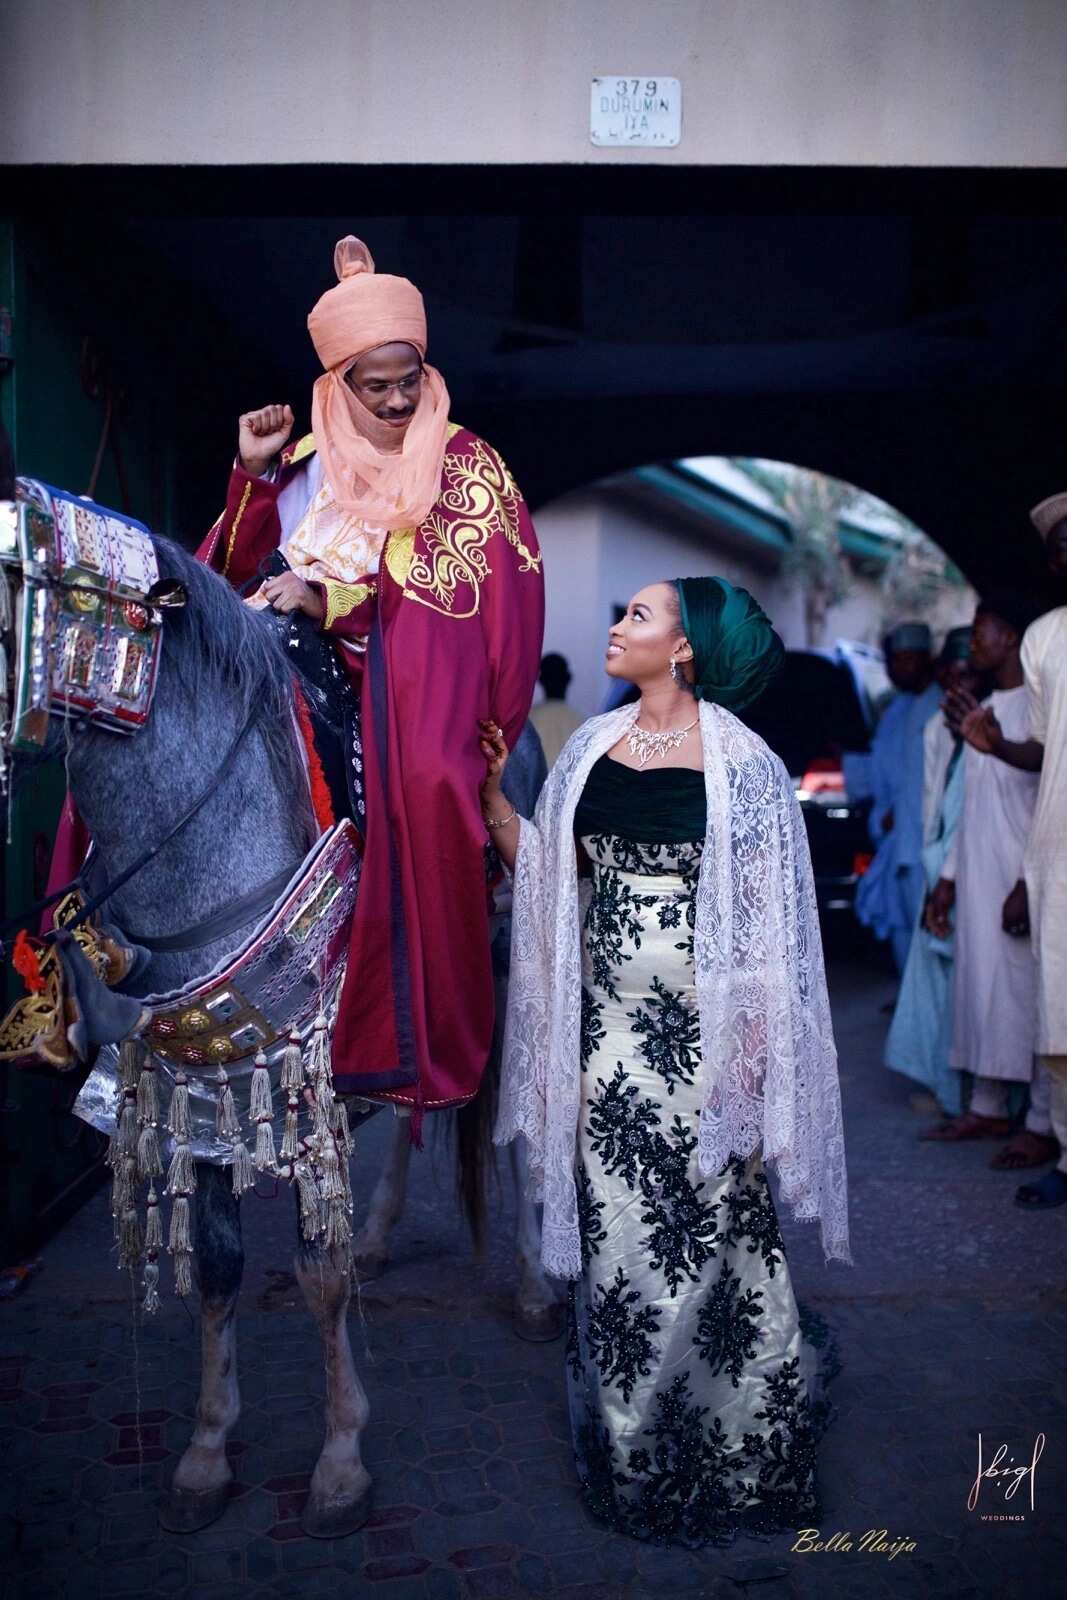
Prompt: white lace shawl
<box><xmin>494</xmin><ymin>697</ymin><xmax>852</xmax><ymax>1279</ymax></box>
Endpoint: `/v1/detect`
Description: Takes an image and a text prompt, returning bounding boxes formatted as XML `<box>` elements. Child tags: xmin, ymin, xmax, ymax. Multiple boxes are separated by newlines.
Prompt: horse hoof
<box><xmin>513</xmin><ymin>1302</ymin><xmax>566</xmax><ymax>1343</ymax></box>
<box><xmin>353</xmin><ymin>1250</ymin><xmax>387</xmax><ymax>1281</ymax></box>
<box><xmin>158</xmin><ymin>1481</ymin><xmax>230</xmax><ymax>1533</ymax></box>
<box><xmin>300</xmin><ymin>1485</ymin><xmax>373</xmax><ymax>1540</ymax></box>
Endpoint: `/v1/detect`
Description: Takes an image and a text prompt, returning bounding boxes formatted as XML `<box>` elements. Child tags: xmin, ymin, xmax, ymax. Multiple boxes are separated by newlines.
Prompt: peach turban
<box><xmin>308</xmin><ymin>237</ymin><xmax>427</xmax><ymax>371</ymax></box>
<box><xmin>307</xmin><ymin>236</ymin><xmax>451</xmax><ymax>528</ymax></box>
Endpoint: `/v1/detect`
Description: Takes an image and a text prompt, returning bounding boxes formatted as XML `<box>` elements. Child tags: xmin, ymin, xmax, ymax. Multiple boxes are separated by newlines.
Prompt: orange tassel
<box><xmin>12</xmin><ymin>930</ymin><xmax>46</xmax><ymax>994</ymax></box>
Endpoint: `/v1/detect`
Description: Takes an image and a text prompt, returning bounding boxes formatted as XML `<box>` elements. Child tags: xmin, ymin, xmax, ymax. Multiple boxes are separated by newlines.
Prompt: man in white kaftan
<box><xmin>1007</xmin><ymin>494</ymin><xmax>1067</xmax><ymax>1204</ymax></box>
<box><xmin>946</xmin><ymin>582</ymin><xmax>1062</xmax><ymax>1184</ymax></box>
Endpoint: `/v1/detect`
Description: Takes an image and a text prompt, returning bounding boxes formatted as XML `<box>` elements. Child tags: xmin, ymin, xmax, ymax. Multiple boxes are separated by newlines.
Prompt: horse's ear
<box><xmin>146</xmin><ymin>578</ymin><xmax>188</xmax><ymax>611</ymax></box>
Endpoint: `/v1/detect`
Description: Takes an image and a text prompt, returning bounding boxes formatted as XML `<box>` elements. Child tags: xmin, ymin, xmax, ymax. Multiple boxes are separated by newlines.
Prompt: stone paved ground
<box><xmin>3</xmin><ymin>948</ymin><xmax>1067</xmax><ymax>1600</ymax></box>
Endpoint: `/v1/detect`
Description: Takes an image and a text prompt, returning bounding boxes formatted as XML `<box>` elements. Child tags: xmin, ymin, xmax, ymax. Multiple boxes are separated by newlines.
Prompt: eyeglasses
<box><xmin>346</xmin><ymin>371</ymin><xmax>423</xmax><ymax>398</ymax></box>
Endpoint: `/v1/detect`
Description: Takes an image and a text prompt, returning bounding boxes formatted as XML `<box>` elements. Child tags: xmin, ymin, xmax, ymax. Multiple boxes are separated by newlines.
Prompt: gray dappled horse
<box><xmin>56</xmin><ymin>533</ymin><xmax>541</xmax><ymax>1536</ymax></box>
<box><xmin>62</xmin><ymin>536</ymin><xmax>372</xmax><ymax>1535</ymax></box>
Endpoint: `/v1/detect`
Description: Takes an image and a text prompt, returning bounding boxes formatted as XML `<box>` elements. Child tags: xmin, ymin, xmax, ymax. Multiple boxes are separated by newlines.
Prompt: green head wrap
<box><xmin>674</xmin><ymin>576</ymin><xmax>785</xmax><ymax>714</ymax></box>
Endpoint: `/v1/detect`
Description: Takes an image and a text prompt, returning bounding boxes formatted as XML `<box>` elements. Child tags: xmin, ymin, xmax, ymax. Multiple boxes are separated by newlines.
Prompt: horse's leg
<box><xmin>510</xmin><ymin>1136</ymin><xmax>565</xmax><ymax>1342</ymax></box>
<box><xmin>351</xmin><ymin>1110</ymin><xmax>411</xmax><ymax>1279</ymax></box>
<box><xmin>295</xmin><ymin>1229</ymin><xmax>372</xmax><ymax>1538</ymax></box>
<box><xmin>160</xmin><ymin>1163</ymin><xmax>243</xmax><ymax>1531</ymax></box>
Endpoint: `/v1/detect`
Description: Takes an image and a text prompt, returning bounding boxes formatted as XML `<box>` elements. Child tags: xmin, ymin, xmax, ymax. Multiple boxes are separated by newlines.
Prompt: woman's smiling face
<box><xmin>605</xmin><ymin>583</ymin><xmax>692</xmax><ymax>686</ymax></box>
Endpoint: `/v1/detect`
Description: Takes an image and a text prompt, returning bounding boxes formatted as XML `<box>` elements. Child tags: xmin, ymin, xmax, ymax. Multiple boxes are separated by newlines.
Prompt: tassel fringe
<box><xmin>167</xmin><ymin>1072</ymin><xmax>191</xmax><ymax>1140</ymax></box>
<box><xmin>333</xmin><ymin>1098</ymin><xmax>353</xmax><ymax>1157</ymax></box>
<box><xmin>169</xmin><ymin>1194</ymin><xmax>193</xmax><ymax>1297</ymax></box>
<box><xmin>254</xmin><ymin>1118</ymin><xmax>277</xmax><ymax>1173</ymax></box>
<box><xmin>230</xmin><ymin>1139</ymin><xmax>254</xmax><ymax>1196</ymax></box>
<box><xmin>281</xmin><ymin>1031</ymin><xmax>304</xmax><ymax>1092</ymax></box>
<box><xmin>117</xmin><ymin>1203</ymin><xmax>143</xmax><ymax>1271</ymax></box>
<box><xmin>142</xmin><ymin>1259</ymin><xmax>161</xmax><ymax>1315</ymax></box>
<box><xmin>110</xmin><ymin>1153</ymin><xmax>135</xmax><ymax>1230</ymax></box>
<box><xmin>137</xmin><ymin>1121</ymin><xmax>162</xmax><ymax>1182</ymax></box>
<box><xmin>144</xmin><ymin>1184</ymin><xmax>163</xmax><ymax>1252</ymax></box>
<box><xmin>165</xmin><ymin>1136</ymin><xmax>195</xmax><ymax>1197</ymax></box>
<box><xmin>294</xmin><ymin>1159</ymin><xmax>321</xmax><ymax>1239</ymax></box>
<box><xmin>250</xmin><ymin>1050</ymin><xmax>273</xmax><ymax>1121</ymax></box>
<box><xmin>173</xmin><ymin>1250</ymin><xmax>193</xmax><ymax>1299</ymax></box>
<box><xmin>280</xmin><ymin>1096</ymin><xmax>301</xmax><ymax>1162</ymax></box>
<box><xmin>136</xmin><ymin>1061</ymin><xmax>159</xmax><ymax>1125</ymax></box>
<box><xmin>118</xmin><ymin>1036</ymin><xmax>143</xmax><ymax>1088</ymax></box>
<box><xmin>108</xmin><ymin>1012</ymin><xmax>354</xmax><ymax>1305</ymax></box>
<box><xmin>215</xmin><ymin>1067</ymin><xmax>242</xmax><ymax>1140</ymax></box>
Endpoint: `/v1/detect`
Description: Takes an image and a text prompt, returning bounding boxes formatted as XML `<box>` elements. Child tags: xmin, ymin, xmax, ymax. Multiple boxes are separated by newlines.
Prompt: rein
<box><xmin>123</xmin><ymin>862</ymin><xmax>296</xmax><ymax>952</ymax></box>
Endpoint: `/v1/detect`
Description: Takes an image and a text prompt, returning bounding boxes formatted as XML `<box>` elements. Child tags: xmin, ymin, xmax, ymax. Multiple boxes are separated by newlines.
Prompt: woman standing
<box><xmin>481</xmin><ymin>576</ymin><xmax>850</xmax><ymax>1548</ymax></box>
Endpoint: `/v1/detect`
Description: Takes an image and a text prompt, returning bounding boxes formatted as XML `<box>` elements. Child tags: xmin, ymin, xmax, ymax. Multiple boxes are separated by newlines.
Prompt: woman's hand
<box><xmin>479</xmin><ymin>720</ymin><xmax>509</xmax><ymax>799</ymax></box>
<box><xmin>479</xmin><ymin>720</ymin><xmax>520</xmax><ymax>872</ymax></box>
<box><xmin>261</xmin><ymin>572</ymin><xmax>324</xmax><ymax>620</ymax></box>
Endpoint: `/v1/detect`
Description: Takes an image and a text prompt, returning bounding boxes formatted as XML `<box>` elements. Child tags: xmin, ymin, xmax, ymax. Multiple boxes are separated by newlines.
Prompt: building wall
<box><xmin>4</xmin><ymin>0</ymin><xmax>1067</xmax><ymax>168</ymax></box>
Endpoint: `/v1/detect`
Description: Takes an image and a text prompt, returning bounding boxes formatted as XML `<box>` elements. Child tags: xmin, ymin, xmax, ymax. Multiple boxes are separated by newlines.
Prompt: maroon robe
<box><xmin>197</xmin><ymin>425</ymin><xmax>544</xmax><ymax>1119</ymax></box>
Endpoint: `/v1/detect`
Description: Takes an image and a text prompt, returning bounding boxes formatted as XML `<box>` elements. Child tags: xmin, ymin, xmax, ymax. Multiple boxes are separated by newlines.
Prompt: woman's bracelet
<box><xmin>484</xmin><ymin>806</ymin><xmax>517</xmax><ymax>831</ymax></box>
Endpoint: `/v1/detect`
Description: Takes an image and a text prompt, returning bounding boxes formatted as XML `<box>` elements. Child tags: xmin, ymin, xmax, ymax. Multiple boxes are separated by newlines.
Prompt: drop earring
<box><xmin>669</xmin><ymin>656</ymin><xmax>680</xmax><ymax>684</ymax></box>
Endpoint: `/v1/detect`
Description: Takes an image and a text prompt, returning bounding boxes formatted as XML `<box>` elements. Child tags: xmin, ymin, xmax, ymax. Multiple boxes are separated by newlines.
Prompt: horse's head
<box><xmin>0</xmin><ymin>478</ymin><xmax>307</xmax><ymax>1073</ymax></box>
<box><xmin>0</xmin><ymin>479</ymin><xmax>175</xmax><ymax>774</ymax></box>
<box><xmin>0</xmin><ymin>476</ymin><xmax>298</xmax><ymax>779</ymax></box>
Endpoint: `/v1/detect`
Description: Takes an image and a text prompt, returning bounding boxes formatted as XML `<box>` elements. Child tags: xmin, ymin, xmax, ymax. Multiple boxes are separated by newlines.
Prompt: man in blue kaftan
<box><xmin>855</xmin><ymin>622</ymin><xmax>942</xmax><ymax>973</ymax></box>
<box><xmin>884</xmin><ymin>627</ymin><xmax>978</xmax><ymax>1113</ymax></box>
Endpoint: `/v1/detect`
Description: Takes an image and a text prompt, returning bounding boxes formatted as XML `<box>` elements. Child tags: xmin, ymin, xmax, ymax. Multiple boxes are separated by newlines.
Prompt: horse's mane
<box><xmin>152</xmin><ymin>537</ymin><xmax>311</xmax><ymax>829</ymax></box>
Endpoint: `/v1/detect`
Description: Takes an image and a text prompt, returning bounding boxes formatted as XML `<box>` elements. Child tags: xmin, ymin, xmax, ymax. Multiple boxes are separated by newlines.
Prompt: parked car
<box><xmin>744</xmin><ymin>644</ymin><xmax>887</xmax><ymax>918</ymax></box>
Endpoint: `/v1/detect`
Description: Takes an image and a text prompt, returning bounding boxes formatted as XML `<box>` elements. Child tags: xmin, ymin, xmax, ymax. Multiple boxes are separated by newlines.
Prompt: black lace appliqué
<box><xmin>576</xmin><ymin>1162</ymin><xmax>608</xmax><ymax>1268</ymax></box>
<box><xmin>693</xmin><ymin>1263</ymin><xmax>764</xmax><ymax>1387</ymax></box>
<box><xmin>584</xmin><ymin>1266</ymin><xmax>661</xmax><ymax>1403</ymax></box>
<box><xmin>582</xmin><ymin>865</ymin><xmax>658</xmax><ymax>1000</ymax></box>
<box><xmin>714</xmin><ymin>1165</ymin><xmax>786</xmax><ymax>1278</ymax></box>
<box><xmin>573</xmin><ymin>1355</ymin><xmax>830</xmax><ymax>1549</ymax></box>
<box><xmin>628</xmin><ymin>975</ymin><xmax>700</xmax><ymax>1093</ymax></box>
<box><xmin>580</xmin><ymin>986</ymin><xmax>606</xmax><ymax>1071</ymax></box>
<box><xmin>586</xmin><ymin>1067</ymin><xmax>718</xmax><ymax>1294</ymax></box>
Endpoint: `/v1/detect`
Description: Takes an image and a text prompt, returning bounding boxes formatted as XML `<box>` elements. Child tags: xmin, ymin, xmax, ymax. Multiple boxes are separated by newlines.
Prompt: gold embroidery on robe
<box><xmin>223</xmin><ymin>482</ymin><xmax>254</xmax><ymax>576</ymax></box>
<box><xmin>323</xmin><ymin>579</ymin><xmax>376</xmax><ymax>631</ymax></box>
<box><xmin>404</xmin><ymin>509</ymin><xmax>493</xmax><ymax>620</ymax></box>
<box><xmin>397</xmin><ymin>438</ymin><xmax>540</xmax><ymax>619</ymax></box>
<box><xmin>384</xmin><ymin>527</ymin><xmax>417</xmax><ymax>591</ymax></box>
<box><xmin>462</xmin><ymin>437</ymin><xmax>542</xmax><ymax>575</ymax></box>
<box><xmin>283</xmin><ymin>484</ymin><xmax>388</xmax><ymax>587</ymax></box>
<box><xmin>289</xmin><ymin>432</ymin><xmax>317</xmax><ymax>466</ymax></box>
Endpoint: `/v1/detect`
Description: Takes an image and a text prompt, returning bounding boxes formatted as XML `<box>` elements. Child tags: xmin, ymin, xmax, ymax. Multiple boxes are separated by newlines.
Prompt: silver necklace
<box><xmin>626</xmin><ymin>715</ymin><xmax>700</xmax><ymax>768</ymax></box>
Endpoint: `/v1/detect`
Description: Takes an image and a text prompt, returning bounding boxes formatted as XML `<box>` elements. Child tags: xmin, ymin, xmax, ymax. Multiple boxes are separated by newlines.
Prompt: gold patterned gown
<box><xmin>567</xmin><ymin>755</ymin><xmax>840</xmax><ymax>1548</ymax></box>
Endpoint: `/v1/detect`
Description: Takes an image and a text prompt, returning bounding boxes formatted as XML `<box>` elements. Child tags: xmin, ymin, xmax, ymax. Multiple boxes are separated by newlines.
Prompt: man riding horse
<box><xmin>198</xmin><ymin>235</ymin><xmax>544</xmax><ymax>1131</ymax></box>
